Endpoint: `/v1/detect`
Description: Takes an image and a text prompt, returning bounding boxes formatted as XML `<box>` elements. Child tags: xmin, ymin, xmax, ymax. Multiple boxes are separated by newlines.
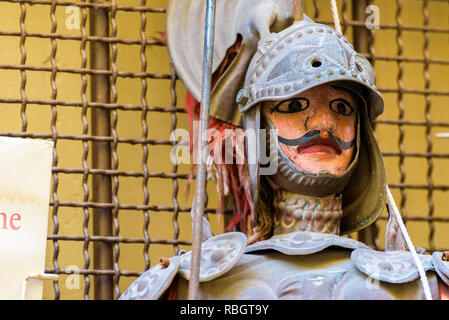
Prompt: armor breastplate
<box><xmin>176</xmin><ymin>250</ymin><xmax>439</xmax><ymax>300</ymax></box>
<box><xmin>119</xmin><ymin>231</ymin><xmax>446</xmax><ymax>300</ymax></box>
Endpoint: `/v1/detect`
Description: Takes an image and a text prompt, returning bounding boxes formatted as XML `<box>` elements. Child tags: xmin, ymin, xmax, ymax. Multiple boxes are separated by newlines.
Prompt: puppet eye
<box><xmin>329</xmin><ymin>99</ymin><xmax>354</xmax><ymax>116</ymax></box>
<box><xmin>271</xmin><ymin>98</ymin><xmax>309</xmax><ymax>114</ymax></box>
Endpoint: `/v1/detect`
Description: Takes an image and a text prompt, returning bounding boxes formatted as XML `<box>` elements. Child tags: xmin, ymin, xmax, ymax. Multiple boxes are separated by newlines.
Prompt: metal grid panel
<box><xmin>0</xmin><ymin>0</ymin><xmax>447</xmax><ymax>300</ymax></box>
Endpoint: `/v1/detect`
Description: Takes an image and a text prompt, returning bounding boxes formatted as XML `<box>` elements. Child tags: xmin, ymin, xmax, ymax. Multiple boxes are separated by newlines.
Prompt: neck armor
<box><xmin>273</xmin><ymin>190</ymin><xmax>343</xmax><ymax>235</ymax></box>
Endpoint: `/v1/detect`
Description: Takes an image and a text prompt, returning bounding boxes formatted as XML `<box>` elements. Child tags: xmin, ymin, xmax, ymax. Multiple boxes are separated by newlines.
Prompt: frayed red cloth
<box><xmin>186</xmin><ymin>95</ymin><xmax>254</xmax><ymax>234</ymax></box>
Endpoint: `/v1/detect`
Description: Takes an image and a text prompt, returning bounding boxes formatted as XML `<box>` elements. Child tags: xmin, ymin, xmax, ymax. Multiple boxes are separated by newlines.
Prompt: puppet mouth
<box><xmin>278</xmin><ymin>131</ymin><xmax>354</xmax><ymax>156</ymax></box>
<box><xmin>297</xmin><ymin>137</ymin><xmax>342</xmax><ymax>155</ymax></box>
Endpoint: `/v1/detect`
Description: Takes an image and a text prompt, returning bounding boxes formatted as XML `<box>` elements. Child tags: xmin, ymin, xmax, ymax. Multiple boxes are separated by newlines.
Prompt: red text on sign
<box><xmin>0</xmin><ymin>212</ymin><xmax>21</xmax><ymax>230</ymax></box>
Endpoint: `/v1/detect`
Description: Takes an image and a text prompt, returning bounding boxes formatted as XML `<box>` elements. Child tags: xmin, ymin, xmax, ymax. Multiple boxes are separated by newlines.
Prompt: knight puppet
<box><xmin>119</xmin><ymin>0</ymin><xmax>449</xmax><ymax>300</ymax></box>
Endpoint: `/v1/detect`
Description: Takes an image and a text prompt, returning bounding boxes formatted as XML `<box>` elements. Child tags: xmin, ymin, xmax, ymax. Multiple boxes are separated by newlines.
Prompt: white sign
<box><xmin>0</xmin><ymin>137</ymin><xmax>53</xmax><ymax>299</ymax></box>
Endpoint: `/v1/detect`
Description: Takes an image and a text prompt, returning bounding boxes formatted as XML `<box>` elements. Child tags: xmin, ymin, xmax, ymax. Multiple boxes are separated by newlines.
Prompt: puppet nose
<box><xmin>307</xmin><ymin>107</ymin><xmax>337</xmax><ymax>134</ymax></box>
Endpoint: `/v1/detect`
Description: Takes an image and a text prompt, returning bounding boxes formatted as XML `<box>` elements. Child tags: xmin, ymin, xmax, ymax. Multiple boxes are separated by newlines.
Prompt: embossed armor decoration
<box><xmin>119</xmin><ymin>0</ymin><xmax>449</xmax><ymax>300</ymax></box>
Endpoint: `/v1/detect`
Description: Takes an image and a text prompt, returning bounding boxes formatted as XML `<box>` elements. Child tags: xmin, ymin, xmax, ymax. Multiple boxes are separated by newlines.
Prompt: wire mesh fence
<box><xmin>0</xmin><ymin>0</ymin><xmax>447</xmax><ymax>300</ymax></box>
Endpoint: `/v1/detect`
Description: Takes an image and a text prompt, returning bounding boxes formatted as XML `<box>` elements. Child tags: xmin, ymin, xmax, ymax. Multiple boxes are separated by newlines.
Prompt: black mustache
<box><xmin>278</xmin><ymin>130</ymin><xmax>355</xmax><ymax>150</ymax></box>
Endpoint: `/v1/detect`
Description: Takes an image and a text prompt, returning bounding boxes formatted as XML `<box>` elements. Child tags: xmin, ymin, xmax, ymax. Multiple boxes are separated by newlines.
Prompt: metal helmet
<box><xmin>237</xmin><ymin>15</ymin><xmax>383</xmax><ymax>119</ymax></box>
<box><xmin>237</xmin><ymin>16</ymin><xmax>386</xmax><ymax>235</ymax></box>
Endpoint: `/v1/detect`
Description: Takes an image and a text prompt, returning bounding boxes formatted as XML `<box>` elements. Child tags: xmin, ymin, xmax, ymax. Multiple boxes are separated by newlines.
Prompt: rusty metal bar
<box><xmin>89</xmin><ymin>0</ymin><xmax>114</xmax><ymax>300</ymax></box>
<box><xmin>188</xmin><ymin>0</ymin><xmax>216</xmax><ymax>300</ymax></box>
<box><xmin>352</xmin><ymin>0</ymin><xmax>379</xmax><ymax>248</ymax></box>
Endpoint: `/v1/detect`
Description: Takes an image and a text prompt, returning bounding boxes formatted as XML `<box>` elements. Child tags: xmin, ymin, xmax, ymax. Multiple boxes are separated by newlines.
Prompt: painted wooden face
<box><xmin>262</xmin><ymin>84</ymin><xmax>357</xmax><ymax>175</ymax></box>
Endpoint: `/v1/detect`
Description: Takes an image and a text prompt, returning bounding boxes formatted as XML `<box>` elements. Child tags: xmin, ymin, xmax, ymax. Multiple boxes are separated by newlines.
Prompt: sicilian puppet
<box><xmin>119</xmin><ymin>0</ymin><xmax>449</xmax><ymax>300</ymax></box>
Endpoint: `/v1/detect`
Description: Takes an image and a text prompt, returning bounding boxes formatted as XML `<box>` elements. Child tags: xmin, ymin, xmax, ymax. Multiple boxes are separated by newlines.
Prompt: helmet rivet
<box><xmin>278</xmin><ymin>43</ymin><xmax>284</xmax><ymax>49</ymax></box>
<box><xmin>352</xmin><ymin>72</ymin><xmax>357</xmax><ymax>77</ymax></box>
<box><xmin>340</xmin><ymin>69</ymin><xmax>346</xmax><ymax>75</ymax></box>
<box><xmin>296</xmin><ymin>32</ymin><xmax>303</xmax><ymax>38</ymax></box>
<box><xmin>274</xmin><ymin>87</ymin><xmax>280</xmax><ymax>94</ymax></box>
<box><xmin>284</xmin><ymin>85</ymin><xmax>291</xmax><ymax>92</ymax></box>
<box><xmin>328</xmin><ymin>70</ymin><xmax>334</xmax><ymax>76</ymax></box>
<box><xmin>250</xmin><ymin>89</ymin><xmax>257</xmax><ymax>98</ymax></box>
<box><xmin>315</xmin><ymin>73</ymin><xmax>321</xmax><ymax>79</ymax></box>
<box><xmin>306</xmin><ymin>28</ymin><xmax>313</xmax><ymax>34</ymax></box>
<box><xmin>267</xmin><ymin>87</ymin><xmax>273</xmax><ymax>94</ymax></box>
<box><xmin>318</xmin><ymin>27</ymin><xmax>325</xmax><ymax>33</ymax></box>
<box><xmin>286</xmin><ymin>36</ymin><xmax>293</xmax><ymax>43</ymax></box>
<box><xmin>236</xmin><ymin>89</ymin><xmax>249</xmax><ymax>105</ymax></box>
<box><xmin>304</xmin><ymin>78</ymin><xmax>311</xmax><ymax>84</ymax></box>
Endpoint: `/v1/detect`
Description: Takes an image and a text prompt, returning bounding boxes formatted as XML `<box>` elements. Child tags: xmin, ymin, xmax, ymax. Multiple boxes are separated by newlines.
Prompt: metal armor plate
<box><xmin>118</xmin><ymin>256</ymin><xmax>180</xmax><ymax>300</ymax></box>
<box><xmin>245</xmin><ymin>231</ymin><xmax>371</xmax><ymax>255</ymax></box>
<box><xmin>351</xmin><ymin>248</ymin><xmax>435</xmax><ymax>284</ymax></box>
<box><xmin>178</xmin><ymin>232</ymin><xmax>247</xmax><ymax>282</ymax></box>
<box><xmin>432</xmin><ymin>252</ymin><xmax>449</xmax><ymax>286</ymax></box>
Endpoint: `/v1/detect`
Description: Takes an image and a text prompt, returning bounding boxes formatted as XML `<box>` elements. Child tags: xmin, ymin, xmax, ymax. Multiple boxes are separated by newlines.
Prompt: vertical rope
<box><xmin>330</xmin><ymin>0</ymin><xmax>342</xmax><ymax>33</ymax></box>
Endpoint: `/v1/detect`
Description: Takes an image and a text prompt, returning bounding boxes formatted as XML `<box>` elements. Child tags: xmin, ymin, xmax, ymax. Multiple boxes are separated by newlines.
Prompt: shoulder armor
<box><xmin>119</xmin><ymin>232</ymin><xmax>246</xmax><ymax>300</ymax></box>
<box><xmin>245</xmin><ymin>231</ymin><xmax>370</xmax><ymax>255</ymax></box>
<box><xmin>351</xmin><ymin>248</ymin><xmax>435</xmax><ymax>284</ymax></box>
<box><xmin>432</xmin><ymin>252</ymin><xmax>449</xmax><ymax>286</ymax></box>
<box><xmin>178</xmin><ymin>232</ymin><xmax>247</xmax><ymax>282</ymax></box>
<box><xmin>118</xmin><ymin>256</ymin><xmax>181</xmax><ymax>300</ymax></box>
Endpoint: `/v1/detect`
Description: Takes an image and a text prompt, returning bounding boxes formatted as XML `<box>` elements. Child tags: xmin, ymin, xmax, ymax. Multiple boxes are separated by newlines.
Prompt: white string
<box><xmin>386</xmin><ymin>185</ymin><xmax>433</xmax><ymax>300</ymax></box>
<box><xmin>330</xmin><ymin>0</ymin><xmax>342</xmax><ymax>33</ymax></box>
<box><xmin>327</xmin><ymin>0</ymin><xmax>432</xmax><ymax>298</ymax></box>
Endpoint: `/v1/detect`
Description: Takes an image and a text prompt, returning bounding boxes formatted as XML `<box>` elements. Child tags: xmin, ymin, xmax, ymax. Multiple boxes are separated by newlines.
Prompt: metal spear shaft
<box><xmin>188</xmin><ymin>0</ymin><xmax>216</xmax><ymax>300</ymax></box>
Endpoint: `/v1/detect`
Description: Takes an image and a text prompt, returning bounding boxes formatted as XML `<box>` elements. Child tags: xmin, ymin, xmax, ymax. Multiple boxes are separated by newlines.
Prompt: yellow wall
<box><xmin>0</xmin><ymin>0</ymin><xmax>447</xmax><ymax>299</ymax></box>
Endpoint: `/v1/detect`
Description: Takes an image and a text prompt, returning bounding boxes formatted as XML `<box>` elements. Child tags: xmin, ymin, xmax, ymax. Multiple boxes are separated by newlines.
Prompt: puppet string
<box><xmin>330</xmin><ymin>0</ymin><xmax>342</xmax><ymax>33</ymax></box>
<box><xmin>386</xmin><ymin>185</ymin><xmax>433</xmax><ymax>300</ymax></box>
